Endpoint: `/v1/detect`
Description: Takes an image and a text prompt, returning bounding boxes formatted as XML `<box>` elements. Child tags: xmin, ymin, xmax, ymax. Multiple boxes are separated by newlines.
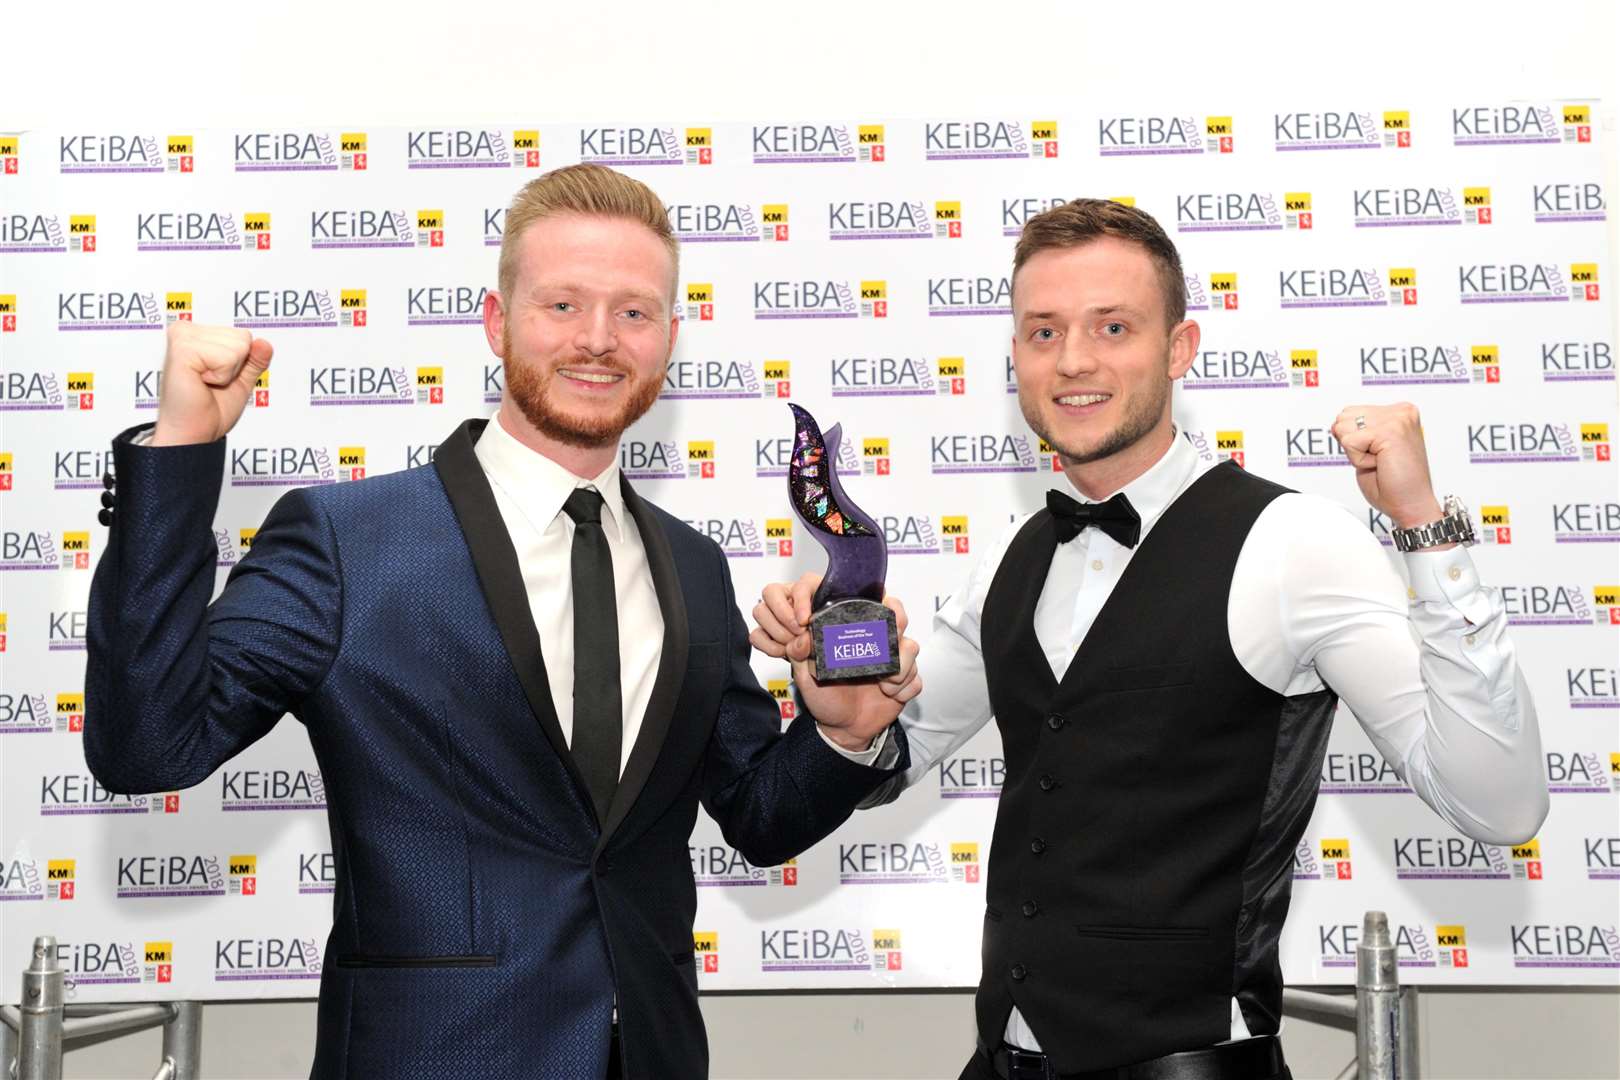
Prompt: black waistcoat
<box><xmin>976</xmin><ymin>462</ymin><xmax>1338</xmax><ymax>1072</ymax></box>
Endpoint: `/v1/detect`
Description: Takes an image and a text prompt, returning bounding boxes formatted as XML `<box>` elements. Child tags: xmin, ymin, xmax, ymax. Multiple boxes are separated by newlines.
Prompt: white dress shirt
<box><xmin>473</xmin><ymin>413</ymin><xmax>664</xmax><ymax>775</ymax></box>
<box><xmin>870</xmin><ymin>430</ymin><xmax>1545</xmax><ymax>1050</ymax></box>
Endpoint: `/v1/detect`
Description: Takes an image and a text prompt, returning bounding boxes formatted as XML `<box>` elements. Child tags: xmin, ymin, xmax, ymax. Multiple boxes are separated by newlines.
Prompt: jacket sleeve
<box><xmin>85</xmin><ymin>427</ymin><xmax>342</xmax><ymax>794</ymax></box>
<box><xmin>698</xmin><ymin>546</ymin><xmax>909</xmax><ymax>868</ymax></box>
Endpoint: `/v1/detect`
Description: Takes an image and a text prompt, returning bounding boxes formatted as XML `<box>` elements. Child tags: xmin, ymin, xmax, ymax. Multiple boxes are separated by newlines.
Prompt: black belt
<box><xmin>987</xmin><ymin>1035</ymin><xmax>1285</xmax><ymax>1080</ymax></box>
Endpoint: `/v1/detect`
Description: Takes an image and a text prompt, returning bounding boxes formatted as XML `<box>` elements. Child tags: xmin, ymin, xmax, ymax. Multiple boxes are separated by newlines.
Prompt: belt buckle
<box><xmin>1006</xmin><ymin>1048</ymin><xmax>1051</xmax><ymax>1080</ymax></box>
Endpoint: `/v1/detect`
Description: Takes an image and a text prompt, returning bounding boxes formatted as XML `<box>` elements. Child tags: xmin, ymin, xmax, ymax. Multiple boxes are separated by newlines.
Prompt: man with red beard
<box><xmin>85</xmin><ymin>165</ymin><xmax>919</xmax><ymax>1079</ymax></box>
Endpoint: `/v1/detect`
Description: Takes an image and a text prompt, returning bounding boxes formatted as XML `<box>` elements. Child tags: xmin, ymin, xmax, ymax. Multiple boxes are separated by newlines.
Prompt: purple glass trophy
<box><xmin>787</xmin><ymin>404</ymin><xmax>900</xmax><ymax>682</ymax></box>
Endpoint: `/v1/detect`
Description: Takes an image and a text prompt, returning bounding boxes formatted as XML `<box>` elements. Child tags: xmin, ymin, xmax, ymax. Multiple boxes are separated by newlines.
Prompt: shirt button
<box><xmin>1464</xmin><ymin>633</ymin><xmax>1477</xmax><ymax>646</ymax></box>
<box><xmin>1407</xmin><ymin>587</ymin><xmax>1418</xmax><ymax>601</ymax></box>
<box><xmin>1021</xmin><ymin>900</ymin><xmax>1039</xmax><ymax>918</ymax></box>
<box><xmin>1447</xmin><ymin>566</ymin><xmax>1462</xmax><ymax>582</ymax></box>
<box><xmin>1091</xmin><ymin>559</ymin><xmax>1104</xmax><ymax>572</ymax></box>
<box><xmin>1038</xmin><ymin>774</ymin><xmax>1057</xmax><ymax>792</ymax></box>
<box><xmin>1030</xmin><ymin>838</ymin><xmax>1047</xmax><ymax>855</ymax></box>
<box><xmin>1010</xmin><ymin>963</ymin><xmax>1028</xmax><ymax>981</ymax></box>
<box><xmin>1046</xmin><ymin>713</ymin><xmax>1066</xmax><ymax>732</ymax></box>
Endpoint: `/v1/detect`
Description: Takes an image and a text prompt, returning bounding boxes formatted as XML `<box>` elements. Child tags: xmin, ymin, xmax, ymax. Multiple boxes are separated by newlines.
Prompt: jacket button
<box><xmin>1010</xmin><ymin>962</ymin><xmax>1027</xmax><ymax>981</ymax></box>
<box><xmin>1030</xmin><ymin>838</ymin><xmax>1047</xmax><ymax>855</ymax></box>
<box><xmin>98</xmin><ymin>508</ymin><xmax>114</xmax><ymax>527</ymax></box>
<box><xmin>1021</xmin><ymin>901</ymin><xmax>1039</xmax><ymax>918</ymax></box>
<box><xmin>100</xmin><ymin>491</ymin><xmax>116</xmax><ymax>509</ymax></box>
<box><xmin>1045</xmin><ymin>713</ymin><xmax>1066</xmax><ymax>732</ymax></box>
<box><xmin>1038</xmin><ymin>774</ymin><xmax>1057</xmax><ymax>792</ymax></box>
<box><xmin>102</xmin><ymin>472</ymin><xmax>115</xmax><ymax>491</ymax></box>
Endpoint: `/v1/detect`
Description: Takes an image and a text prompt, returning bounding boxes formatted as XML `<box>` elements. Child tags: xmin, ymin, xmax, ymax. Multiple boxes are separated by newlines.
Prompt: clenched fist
<box><xmin>151</xmin><ymin>322</ymin><xmax>274</xmax><ymax>446</ymax></box>
<box><xmin>1330</xmin><ymin>402</ymin><xmax>1444</xmax><ymax>529</ymax></box>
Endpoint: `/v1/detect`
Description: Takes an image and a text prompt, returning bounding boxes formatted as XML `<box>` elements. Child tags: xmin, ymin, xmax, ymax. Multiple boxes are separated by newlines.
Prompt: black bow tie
<box><xmin>1046</xmin><ymin>489</ymin><xmax>1141</xmax><ymax>548</ymax></box>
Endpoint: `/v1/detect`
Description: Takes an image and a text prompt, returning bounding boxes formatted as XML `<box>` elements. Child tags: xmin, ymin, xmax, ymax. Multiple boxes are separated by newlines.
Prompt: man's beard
<box><xmin>502</xmin><ymin>325</ymin><xmax>665</xmax><ymax>449</ymax></box>
<box><xmin>1017</xmin><ymin>362</ymin><xmax>1170</xmax><ymax>466</ymax></box>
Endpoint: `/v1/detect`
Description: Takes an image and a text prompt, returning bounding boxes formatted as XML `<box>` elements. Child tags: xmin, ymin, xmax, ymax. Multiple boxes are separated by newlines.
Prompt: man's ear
<box><xmin>483</xmin><ymin>289</ymin><xmax>506</xmax><ymax>358</ymax></box>
<box><xmin>1167</xmin><ymin>319</ymin><xmax>1201</xmax><ymax>379</ymax></box>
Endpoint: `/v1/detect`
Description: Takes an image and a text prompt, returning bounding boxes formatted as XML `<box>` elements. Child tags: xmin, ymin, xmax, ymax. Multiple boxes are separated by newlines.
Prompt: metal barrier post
<box><xmin>17</xmin><ymin>936</ymin><xmax>64</xmax><ymax>1080</ymax></box>
<box><xmin>1398</xmin><ymin>985</ymin><xmax>1421</xmax><ymax>1078</ymax></box>
<box><xmin>2</xmin><ymin>1010</ymin><xmax>17</xmax><ymax>1080</ymax></box>
<box><xmin>1356</xmin><ymin>910</ymin><xmax>1408</xmax><ymax>1079</ymax></box>
<box><xmin>160</xmin><ymin>1001</ymin><xmax>203</xmax><ymax>1080</ymax></box>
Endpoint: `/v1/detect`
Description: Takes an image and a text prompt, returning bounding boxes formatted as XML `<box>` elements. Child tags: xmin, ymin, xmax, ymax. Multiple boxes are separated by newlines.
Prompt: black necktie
<box><xmin>563</xmin><ymin>487</ymin><xmax>621</xmax><ymax>826</ymax></box>
<box><xmin>1046</xmin><ymin>489</ymin><xmax>1142</xmax><ymax>548</ymax></box>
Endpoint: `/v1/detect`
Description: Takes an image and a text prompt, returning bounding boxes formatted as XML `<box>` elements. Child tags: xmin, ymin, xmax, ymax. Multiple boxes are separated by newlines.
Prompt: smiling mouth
<box><xmin>559</xmin><ymin>368</ymin><xmax>625</xmax><ymax>385</ymax></box>
<box><xmin>1055</xmin><ymin>393</ymin><xmax>1110</xmax><ymax>406</ymax></box>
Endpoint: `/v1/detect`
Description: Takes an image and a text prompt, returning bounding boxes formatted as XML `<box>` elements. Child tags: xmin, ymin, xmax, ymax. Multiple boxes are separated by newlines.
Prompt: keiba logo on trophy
<box><xmin>786</xmin><ymin>404</ymin><xmax>899</xmax><ymax>681</ymax></box>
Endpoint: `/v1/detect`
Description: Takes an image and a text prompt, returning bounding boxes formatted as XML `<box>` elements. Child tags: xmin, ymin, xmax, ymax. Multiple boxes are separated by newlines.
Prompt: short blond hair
<box><xmin>498</xmin><ymin>164</ymin><xmax>679</xmax><ymax>300</ymax></box>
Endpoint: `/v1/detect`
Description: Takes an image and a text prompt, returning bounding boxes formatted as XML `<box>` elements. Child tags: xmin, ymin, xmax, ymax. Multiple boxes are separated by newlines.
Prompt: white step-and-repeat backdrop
<box><xmin>1</xmin><ymin>106</ymin><xmax>1614</xmax><ymax>1002</ymax></box>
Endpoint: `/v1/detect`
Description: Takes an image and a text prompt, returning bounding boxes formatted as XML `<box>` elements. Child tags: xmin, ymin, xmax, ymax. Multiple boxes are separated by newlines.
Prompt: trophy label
<box><xmin>822</xmin><ymin>620</ymin><xmax>893</xmax><ymax>670</ymax></box>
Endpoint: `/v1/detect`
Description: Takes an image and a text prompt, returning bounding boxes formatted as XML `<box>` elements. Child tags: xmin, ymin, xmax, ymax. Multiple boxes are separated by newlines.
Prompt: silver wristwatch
<box><xmin>1390</xmin><ymin>494</ymin><xmax>1477</xmax><ymax>551</ymax></box>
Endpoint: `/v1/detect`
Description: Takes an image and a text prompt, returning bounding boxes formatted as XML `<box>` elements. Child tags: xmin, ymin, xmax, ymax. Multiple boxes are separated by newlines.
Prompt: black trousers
<box><xmin>958</xmin><ymin>1048</ymin><xmax>1294</xmax><ymax>1080</ymax></box>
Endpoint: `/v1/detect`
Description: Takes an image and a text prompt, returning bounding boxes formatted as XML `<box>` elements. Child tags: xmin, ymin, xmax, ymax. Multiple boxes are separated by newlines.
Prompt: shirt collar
<box><xmin>1064</xmin><ymin>429</ymin><xmax>1198</xmax><ymax>541</ymax></box>
<box><xmin>473</xmin><ymin>412</ymin><xmax>627</xmax><ymax>542</ymax></box>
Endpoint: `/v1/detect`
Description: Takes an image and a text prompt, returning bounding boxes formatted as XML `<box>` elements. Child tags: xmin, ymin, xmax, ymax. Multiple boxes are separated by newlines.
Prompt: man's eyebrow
<box><xmin>621</xmin><ymin>289</ymin><xmax>666</xmax><ymax>309</ymax></box>
<box><xmin>1087</xmin><ymin>303</ymin><xmax>1146</xmax><ymax>318</ymax></box>
<box><xmin>1017</xmin><ymin>304</ymin><xmax>1147</xmax><ymax>322</ymax></box>
<box><xmin>524</xmin><ymin>282</ymin><xmax>667</xmax><ymax>309</ymax></box>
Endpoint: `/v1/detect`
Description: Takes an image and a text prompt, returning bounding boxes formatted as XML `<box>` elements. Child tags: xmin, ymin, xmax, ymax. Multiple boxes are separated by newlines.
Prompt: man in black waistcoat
<box><xmin>751</xmin><ymin>200</ymin><xmax>1547</xmax><ymax>1080</ymax></box>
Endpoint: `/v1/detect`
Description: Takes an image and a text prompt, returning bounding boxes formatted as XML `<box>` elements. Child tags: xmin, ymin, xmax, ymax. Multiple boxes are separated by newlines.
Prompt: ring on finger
<box><xmin>1354</xmin><ymin>414</ymin><xmax>1367</xmax><ymax>430</ymax></box>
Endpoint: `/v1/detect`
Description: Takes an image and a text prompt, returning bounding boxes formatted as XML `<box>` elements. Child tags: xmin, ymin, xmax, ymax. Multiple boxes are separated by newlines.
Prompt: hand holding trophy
<box><xmin>786</xmin><ymin>404</ymin><xmax>900</xmax><ymax>681</ymax></box>
<box><xmin>749</xmin><ymin>405</ymin><xmax>921</xmax><ymax>752</ymax></box>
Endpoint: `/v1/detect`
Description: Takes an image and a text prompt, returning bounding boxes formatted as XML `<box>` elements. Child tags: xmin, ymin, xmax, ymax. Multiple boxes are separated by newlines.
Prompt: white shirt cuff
<box><xmin>816</xmin><ymin>723</ymin><xmax>888</xmax><ymax>766</ymax></box>
<box><xmin>1402</xmin><ymin>547</ymin><xmax>1492</xmax><ymax>625</ymax></box>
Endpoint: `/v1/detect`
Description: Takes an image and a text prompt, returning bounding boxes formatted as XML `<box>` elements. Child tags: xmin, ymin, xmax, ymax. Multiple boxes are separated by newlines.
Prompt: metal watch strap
<box><xmin>1391</xmin><ymin>496</ymin><xmax>1476</xmax><ymax>551</ymax></box>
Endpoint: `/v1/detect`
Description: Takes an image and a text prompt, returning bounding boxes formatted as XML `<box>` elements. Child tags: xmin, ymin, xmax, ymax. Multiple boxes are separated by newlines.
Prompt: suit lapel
<box><xmin>432</xmin><ymin>419</ymin><xmax>594</xmax><ymax>808</ymax></box>
<box><xmin>598</xmin><ymin>475</ymin><xmax>689</xmax><ymax>850</ymax></box>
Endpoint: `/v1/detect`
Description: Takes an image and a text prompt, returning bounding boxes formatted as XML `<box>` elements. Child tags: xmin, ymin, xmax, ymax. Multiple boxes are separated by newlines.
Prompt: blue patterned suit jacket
<box><xmin>86</xmin><ymin>418</ymin><xmax>906</xmax><ymax>1079</ymax></box>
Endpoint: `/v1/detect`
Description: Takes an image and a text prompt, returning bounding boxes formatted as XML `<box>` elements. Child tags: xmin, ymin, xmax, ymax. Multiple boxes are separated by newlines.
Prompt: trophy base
<box><xmin>811</xmin><ymin>599</ymin><xmax>901</xmax><ymax>682</ymax></box>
